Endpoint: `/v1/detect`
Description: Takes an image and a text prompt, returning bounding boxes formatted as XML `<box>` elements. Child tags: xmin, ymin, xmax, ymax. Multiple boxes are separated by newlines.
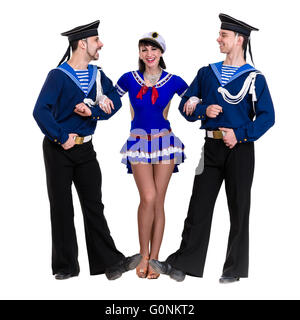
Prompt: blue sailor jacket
<box><xmin>179</xmin><ymin>62</ymin><xmax>275</xmax><ymax>143</ymax></box>
<box><xmin>33</xmin><ymin>62</ymin><xmax>122</xmax><ymax>144</ymax></box>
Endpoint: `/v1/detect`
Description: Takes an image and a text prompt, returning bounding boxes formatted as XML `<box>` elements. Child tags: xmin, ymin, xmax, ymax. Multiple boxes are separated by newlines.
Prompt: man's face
<box><xmin>84</xmin><ymin>36</ymin><xmax>103</xmax><ymax>60</ymax></box>
<box><xmin>216</xmin><ymin>29</ymin><xmax>237</xmax><ymax>54</ymax></box>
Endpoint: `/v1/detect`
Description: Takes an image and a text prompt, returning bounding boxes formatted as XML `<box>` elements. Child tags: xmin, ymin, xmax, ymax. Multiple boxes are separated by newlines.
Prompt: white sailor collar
<box><xmin>131</xmin><ymin>70</ymin><xmax>173</xmax><ymax>88</ymax></box>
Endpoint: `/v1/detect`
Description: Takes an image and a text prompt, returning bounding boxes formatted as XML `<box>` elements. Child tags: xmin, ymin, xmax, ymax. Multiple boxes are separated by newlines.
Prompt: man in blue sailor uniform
<box><xmin>150</xmin><ymin>14</ymin><xmax>275</xmax><ymax>283</ymax></box>
<box><xmin>33</xmin><ymin>20</ymin><xmax>141</xmax><ymax>280</ymax></box>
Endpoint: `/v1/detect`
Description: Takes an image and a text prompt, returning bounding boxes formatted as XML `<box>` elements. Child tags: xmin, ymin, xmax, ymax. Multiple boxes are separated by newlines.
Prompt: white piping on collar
<box><xmin>131</xmin><ymin>71</ymin><xmax>173</xmax><ymax>88</ymax></box>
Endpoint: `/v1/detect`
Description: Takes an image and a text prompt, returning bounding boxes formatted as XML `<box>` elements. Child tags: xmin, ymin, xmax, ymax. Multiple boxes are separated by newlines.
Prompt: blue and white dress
<box><xmin>116</xmin><ymin>70</ymin><xmax>188</xmax><ymax>174</ymax></box>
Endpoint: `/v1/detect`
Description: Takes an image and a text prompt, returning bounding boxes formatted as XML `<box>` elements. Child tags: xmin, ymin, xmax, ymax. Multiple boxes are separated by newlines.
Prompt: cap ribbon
<box><xmin>58</xmin><ymin>45</ymin><xmax>71</xmax><ymax>67</ymax></box>
<box><xmin>248</xmin><ymin>39</ymin><xmax>255</xmax><ymax>65</ymax></box>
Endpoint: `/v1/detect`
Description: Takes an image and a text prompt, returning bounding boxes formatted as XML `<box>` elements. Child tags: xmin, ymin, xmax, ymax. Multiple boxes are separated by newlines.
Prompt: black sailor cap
<box><xmin>61</xmin><ymin>20</ymin><xmax>100</xmax><ymax>42</ymax></box>
<box><xmin>219</xmin><ymin>13</ymin><xmax>258</xmax><ymax>37</ymax></box>
<box><xmin>58</xmin><ymin>20</ymin><xmax>100</xmax><ymax>66</ymax></box>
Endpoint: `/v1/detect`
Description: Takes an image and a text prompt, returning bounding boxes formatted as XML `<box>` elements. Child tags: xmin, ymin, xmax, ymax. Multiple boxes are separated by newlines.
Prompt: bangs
<box><xmin>138</xmin><ymin>40</ymin><xmax>163</xmax><ymax>51</ymax></box>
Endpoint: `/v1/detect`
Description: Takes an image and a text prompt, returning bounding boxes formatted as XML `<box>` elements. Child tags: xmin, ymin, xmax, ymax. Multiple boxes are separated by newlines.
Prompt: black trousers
<box><xmin>167</xmin><ymin>138</ymin><xmax>255</xmax><ymax>278</ymax></box>
<box><xmin>43</xmin><ymin>137</ymin><xmax>124</xmax><ymax>276</ymax></box>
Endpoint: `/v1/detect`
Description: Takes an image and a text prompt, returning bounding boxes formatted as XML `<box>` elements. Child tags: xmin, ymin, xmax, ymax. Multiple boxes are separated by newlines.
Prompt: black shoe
<box><xmin>54</xmin><ymin>273</ymin><xmax>77</xmax><ymax>280</ymax></box>
<box><xmin>105</xmin><ymin>253</ymin><xmax>142</xmax><ymax>280</ymax></box>
<box><xmin>149</xmin><ymin>259</ymin><xmax>186</xmax><ymax>282</ymax></box>
<box><xmin>219</xmin><ymin>276</ymin><xmax>240</xmax><ymax>284</ymax></box>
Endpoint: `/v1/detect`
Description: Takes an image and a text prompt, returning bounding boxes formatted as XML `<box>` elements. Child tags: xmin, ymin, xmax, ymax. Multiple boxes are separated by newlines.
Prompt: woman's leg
<box><xmin>148</xmin><ymin>160</ymin><xmax>175</xmax><ymax>278</ymax></box>
<box><xmin>131</xmin><ymin>163</ymin><xmax>156</xmax><ymax>277</ymax></box>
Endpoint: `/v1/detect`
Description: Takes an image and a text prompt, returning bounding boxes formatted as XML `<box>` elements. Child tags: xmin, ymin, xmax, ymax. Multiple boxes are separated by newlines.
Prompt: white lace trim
<box><xmin>122</xmin><ymin>146</ymin><xmax>184</xmax><ymax>159</ymax></box>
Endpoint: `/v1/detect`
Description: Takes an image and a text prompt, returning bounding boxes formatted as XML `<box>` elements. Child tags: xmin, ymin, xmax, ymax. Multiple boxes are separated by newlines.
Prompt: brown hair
<box><xmin>70</xmin><ymin>40</ymin><xmax>79</xmax><ymax>52</ymax></box>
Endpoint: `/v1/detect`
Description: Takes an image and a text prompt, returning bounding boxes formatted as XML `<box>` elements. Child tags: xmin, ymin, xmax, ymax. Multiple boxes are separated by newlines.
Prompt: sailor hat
<box><xmin>219</xmin><ymin>14</ymin><xmax>258</xmax><ymax>36</ymax></box>
<box><xmin>58</xmin><ymin>20</ymin><xmax>100</xmax><ymax>66</ymax></box>
<box><xmin>139</xmin><ymin>32</ymin><xmax>166</xmax><ymax>53</ymax></box>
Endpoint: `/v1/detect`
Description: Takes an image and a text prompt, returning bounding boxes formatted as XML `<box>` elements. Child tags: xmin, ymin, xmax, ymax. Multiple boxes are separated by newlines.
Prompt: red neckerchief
<box><xmin>136</xmin><ymin>85</ymin><xmax>159</xmax><ymax>104</ymax></box>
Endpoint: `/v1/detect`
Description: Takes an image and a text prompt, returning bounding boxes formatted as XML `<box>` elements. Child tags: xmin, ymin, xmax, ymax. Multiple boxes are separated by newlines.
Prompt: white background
<box><xmin>0</xmin><ymin>0</ymin><xmax>298</xmax><ymax>300</ymax></box>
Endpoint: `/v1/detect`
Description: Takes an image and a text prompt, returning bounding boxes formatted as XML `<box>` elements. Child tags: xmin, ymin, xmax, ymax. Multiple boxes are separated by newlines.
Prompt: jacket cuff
<box><xmin>90</xmin><ymin>106</ymin><xmax>101</xmax><ymax>121</ymax></box>
<box><xmin>194</xmin><ymin>104</ymin><xmax>208</xmax><ymax>120</ymax></box>
<box><xmin>234</xmin><ymin>127</ymin><xmax>249</xmax><ymax>143</ymax></box>
<box><xmin>51</xmin><ymin>131</ymin><xmax>68</xmax><ymax>145</ymax></box>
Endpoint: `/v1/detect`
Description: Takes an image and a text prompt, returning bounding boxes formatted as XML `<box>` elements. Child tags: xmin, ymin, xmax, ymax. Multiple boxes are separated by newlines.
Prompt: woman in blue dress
<box><xmin>116</xmin><ymin>32</ymin><xmax>188</xmax><ymax>279</ymax></box>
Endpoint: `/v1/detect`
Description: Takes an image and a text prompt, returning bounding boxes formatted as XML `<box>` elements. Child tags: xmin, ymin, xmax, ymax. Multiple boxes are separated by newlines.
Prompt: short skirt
<box><xmin>120</xmin><ymin>128</ymin><xmax>186</xmax><ymax>174</ymax></box>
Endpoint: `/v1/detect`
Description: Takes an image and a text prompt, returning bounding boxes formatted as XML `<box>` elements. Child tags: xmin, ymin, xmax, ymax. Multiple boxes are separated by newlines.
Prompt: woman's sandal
<box><xmin>136</xmin><ymin>255</ymin><xmax>149</xmax><ymax>278</ymax></box>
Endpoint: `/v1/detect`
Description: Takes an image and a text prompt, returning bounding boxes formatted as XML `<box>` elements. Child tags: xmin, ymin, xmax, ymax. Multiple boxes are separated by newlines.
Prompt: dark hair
<box><xmin>138</xmin><ymin>40</ymin><xmax>166</xmax><ymax>73</ymax></box>
<box><xmin>70</xmin><ymin>40</ymin><xmax>79</xmax><ymax>52</ymax></box>
<box><xmin>235</xmin><ymin>32</ymin><xmax>249</xmax><ymax>60</ymax></box>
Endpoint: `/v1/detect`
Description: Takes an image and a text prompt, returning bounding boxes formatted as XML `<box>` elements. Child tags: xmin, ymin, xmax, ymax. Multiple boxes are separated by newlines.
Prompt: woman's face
<box><xmin>139</xmin><ymin>44</ymin><xmax>162</xmax><ymax>69</ymax></box>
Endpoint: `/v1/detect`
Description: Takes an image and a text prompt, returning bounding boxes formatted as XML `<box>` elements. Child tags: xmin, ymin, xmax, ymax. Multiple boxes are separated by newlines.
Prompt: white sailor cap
<box><xmin>139</xmin><ymin>32</ymin><xmax>166</xmax><ymax>53</ymax></box>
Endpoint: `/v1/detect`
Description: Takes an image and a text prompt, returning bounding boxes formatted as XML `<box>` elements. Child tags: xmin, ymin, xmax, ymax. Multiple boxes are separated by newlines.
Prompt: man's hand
<box><xmin>206</xmin><ymin>104</ymin><xmax>223</xmax><ymax>118</ymax></box>
<box><xmin>74</xmin><ymin>103</ymin><xmax>92</xmax><ymax>117</ymax></box>
<box><xmin>99</xmin><ymin>95</ymin><xmax>114</xmax><ymax>114</ymax></box>
<box><xmin>62</xmin><ymin>133</ymin><xmax>78</xmax><ymax>150</ymax></box>
<box><xmin>219</xmin><ymin>127</ymin><xmax>237</xmax><ymax>149</ymax></box>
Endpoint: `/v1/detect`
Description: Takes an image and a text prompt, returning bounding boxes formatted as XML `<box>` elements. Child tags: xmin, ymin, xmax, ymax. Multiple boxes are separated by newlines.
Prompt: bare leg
<box><xmin>148</xmin><ymin>160</ymin><xmax>175</xmax><ymax>279</ymax></box>
<box><xmin>131</xmin><ymin>163</ymin><xmax>156</xmax><ymax>278</ymax></box>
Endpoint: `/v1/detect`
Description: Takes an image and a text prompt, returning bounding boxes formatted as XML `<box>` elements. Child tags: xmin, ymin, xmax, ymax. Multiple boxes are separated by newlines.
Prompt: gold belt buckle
<box><xmin>74</xmin><ymin>136</ymin><xmax>84</xmax><ymax>144</ymax></box>
<box><xmin>213</xmin><ymin>130</ymin><xmax>223</xmax><ymax>139</ymax></box>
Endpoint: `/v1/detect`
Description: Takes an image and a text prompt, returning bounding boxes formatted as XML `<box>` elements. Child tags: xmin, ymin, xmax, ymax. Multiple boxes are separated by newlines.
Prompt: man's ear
<box><xmin>78</xmin><ymin>39</ymin><xmax>87</xmax><ymax>49</ymax></box>
<box><xmin>237</xmin><ymin>35</ymin><xmax>244</xmax><ymax>47</ymax></box>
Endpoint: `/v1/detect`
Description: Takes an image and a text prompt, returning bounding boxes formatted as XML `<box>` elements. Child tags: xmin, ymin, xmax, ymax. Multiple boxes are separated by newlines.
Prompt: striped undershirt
<box><xmin>75</xmin><ymin>69</ymin><xmax>90</xmax><ymax>94</ymax></box>
<box><xmin>221</xmin><ymin>65</ymin><xmax>240</xmax><ymax>86</ymax></box>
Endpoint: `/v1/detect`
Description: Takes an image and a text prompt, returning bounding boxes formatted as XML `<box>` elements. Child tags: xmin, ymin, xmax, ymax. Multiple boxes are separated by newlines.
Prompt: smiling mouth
<box><xmin>146</xmin><ymin>58</ymin><xmax>155</xmax><ymax>63</ymax></box>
